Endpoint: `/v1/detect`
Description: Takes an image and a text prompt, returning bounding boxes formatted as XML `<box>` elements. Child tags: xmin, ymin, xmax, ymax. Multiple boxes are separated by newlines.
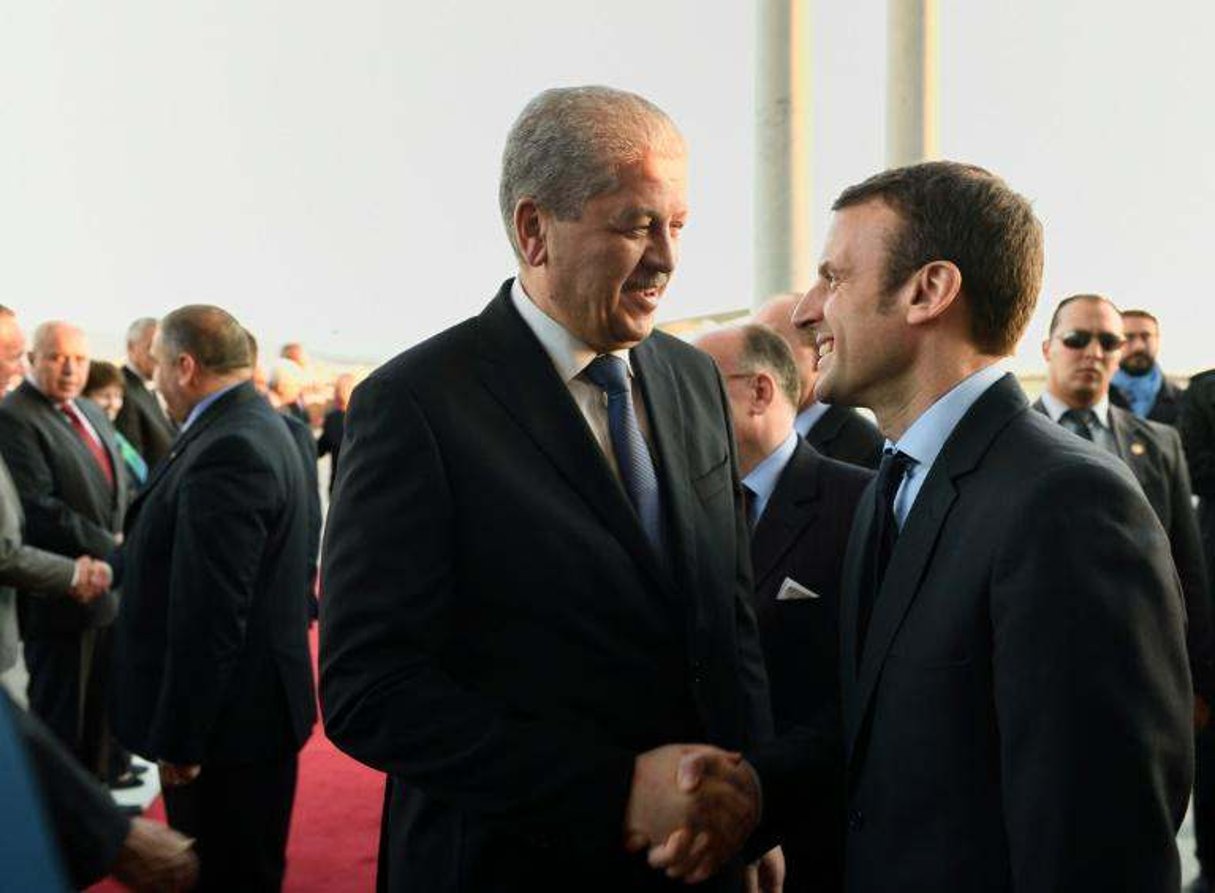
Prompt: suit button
<box><xmin>848</xmin><ymin>809</ymin><xmax>864</xmax><ymax>831</ymax></box>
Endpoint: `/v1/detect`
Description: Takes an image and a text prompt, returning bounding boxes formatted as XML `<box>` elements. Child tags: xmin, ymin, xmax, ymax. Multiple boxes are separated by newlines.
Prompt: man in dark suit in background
<box><xmin>110</xmin><ymin>306</ymin><xmax>316</xmax><ymax>891</ymax></box>
<box><xmin>320</xmin><ymin>86</ymin><xmax>771</xmax><ymax>893</ymax></box>
<box><xmin>0</xmin><ymin>321</ymin><xmax>127</xmax><ymax>778</ymax></box>
<box><xmin>1035</xmin><ymin>293</ymin><xmax>1213</xmax><ymax>699</ymax></box>
<box><xmin>754</xmin><ymin>293</ymin><xmax>883</xmax><ymax>469</ymax></box>
<box><xmin>671</xmin><ymin>162</ymin><xmax>1189</xmax><ymax>891</ymax></box>
<box><xmin>316</xmin><ymin>373</ymin><xmax>354</xmax><ymax>495</ymax></box>
<box><xmin>1111</xmin><ymin>308</ymin><xmax>1184</xmax><ymax>425</ymax></box>
<box><xmin>696</xmin><ymin>323</ymin><xmax>870</xmax><ymax>893</ymax></box>
<box><xmin>114</xmin><ymin>317</ymin><xmax>176</xmax><ymax>469</ymax></box>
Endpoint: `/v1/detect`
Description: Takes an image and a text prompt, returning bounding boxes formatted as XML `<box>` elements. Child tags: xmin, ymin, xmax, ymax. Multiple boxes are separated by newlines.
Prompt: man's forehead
<box><xmin>1060</xmin><ymin>299</ymin><xmax>1122</xmax><ymax>330</ymax></box>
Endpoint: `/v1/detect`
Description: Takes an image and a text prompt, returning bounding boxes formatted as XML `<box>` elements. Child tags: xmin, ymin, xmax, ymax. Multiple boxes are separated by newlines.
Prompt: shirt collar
<box><xmin>510</xmin><ymin>278</ymin><xmax>633</xmax><ymax>382</ymax></box>
<box><xmin>793</xmin><ymin>402</ymin><xmax>831</xmax><ymax>437</ymax></box>
<box><xmin>1038</xmin><ymin>389</ymin><xmax>1111</xmax><ymax>428</ymax></box>
<box><xmin>181</xmin><ymin>381</ymin><xmax>243</xmax><ymax>432</ymax></box>
<box><xmin>892</xmin><ymin>361</ymin><xmax>1009</xmax><ymax>469</ymax></box>
<box><xmin>743</xmin><ymin>429</ymin><xmax>799</xmax><ymax>523</ymax></box>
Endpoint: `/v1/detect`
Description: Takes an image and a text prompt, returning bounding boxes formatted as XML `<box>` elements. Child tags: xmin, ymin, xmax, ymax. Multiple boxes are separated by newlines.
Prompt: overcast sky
<box><xmin>5</xmin><ymin>1</ymin><xmax>1215</xmax><ymax>371</ymax></box>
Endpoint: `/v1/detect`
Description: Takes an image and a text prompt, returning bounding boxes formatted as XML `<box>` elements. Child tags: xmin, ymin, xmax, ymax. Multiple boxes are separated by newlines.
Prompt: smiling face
<box><xmin>1043</xmin><ymin>297</ymin><xmax>1124</xmax><ymax>409</ymax></box>
<box><xmin>791</xmin><ymin>199</ymin><xmax>913</xmax><ymax>409</ymax></box>
<box><xmin>535</xmin><ymin>149</ymin><xmax>688</xmax><ymax>352</ymax></box>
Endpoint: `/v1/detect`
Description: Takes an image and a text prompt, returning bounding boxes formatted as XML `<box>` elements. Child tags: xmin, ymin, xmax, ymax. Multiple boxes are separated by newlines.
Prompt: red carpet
<box><xmin>91</xmin><ymin>626</ymin><xmax>384</xmax><ymax>891</ymax></box>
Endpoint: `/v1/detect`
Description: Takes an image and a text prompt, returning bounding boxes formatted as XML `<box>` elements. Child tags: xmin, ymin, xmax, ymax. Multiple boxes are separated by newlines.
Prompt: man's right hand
<box><xmin>623</xmin><ymin>744</ymin><xmax>761</xmax><ymax>882</ymax></box>
<box><xmin>110</xmin><ymin>817</ymin><xmax>198</xmax><ymax>892</ymax></box>
<box><xmin>69</xmin><ymin>556</ymin><xmax>113</xmax><ymax>603</ymax></box>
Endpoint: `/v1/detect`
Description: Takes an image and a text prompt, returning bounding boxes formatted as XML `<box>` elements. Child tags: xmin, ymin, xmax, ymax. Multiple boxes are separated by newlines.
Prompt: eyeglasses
<box><xmin>1057</xmin><ymin>330</ymin><xmax>1125</xmax><ymax>352</ymax></box>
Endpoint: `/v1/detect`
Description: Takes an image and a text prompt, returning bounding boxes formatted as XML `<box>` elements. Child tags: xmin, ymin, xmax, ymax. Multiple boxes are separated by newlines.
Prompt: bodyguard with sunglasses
<box><xmin>1034</xmin><ymin>293</ymin><xmax>1214</xmax><ymax>704</ymax></box>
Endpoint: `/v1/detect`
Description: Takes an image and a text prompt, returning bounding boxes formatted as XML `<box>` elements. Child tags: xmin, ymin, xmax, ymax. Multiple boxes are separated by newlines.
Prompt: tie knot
<box><xmin>1062</xmin><ymin>408</ymin><xmax>1097</xmax><ymax>428</ymax></box>
<box><xmin>583</xmin><ymin>354</ymin><xmax>630</xmax><ymax>396</ymax></box>
<box><xmin>876</xmin><ymin>449</ymin><xmax>914</xmax><ymax>502</ymax></box>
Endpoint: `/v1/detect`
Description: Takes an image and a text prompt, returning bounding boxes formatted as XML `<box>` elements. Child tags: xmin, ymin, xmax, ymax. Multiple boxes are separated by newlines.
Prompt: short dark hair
<box><xmin>833</xmin><ymin>160</ymin><xmax>1044</xmax><ymax>355</ymax></box>
<box><xmin>737</xmin><ymin>324</ymin><xmax>801</xmax><ymax>410</ymax></box>
<box><xmin>1121</xmin><ymin>308</ymin><xmax>1158</xmax><ymax>328</ymax></box>
<box><xmin>158</xmin><ymin>305</ymin><xmax>252</xmax><ymax>374</ymax></box>
<box><xmin>1047</xmin><ymin>293</ymin><xmax>1121</xmax><ymax>336</ymax></box>
<box><xmin>84</xmin><ymin>359</ymin><xmax>124</xmax><ymax>395</ymax></box>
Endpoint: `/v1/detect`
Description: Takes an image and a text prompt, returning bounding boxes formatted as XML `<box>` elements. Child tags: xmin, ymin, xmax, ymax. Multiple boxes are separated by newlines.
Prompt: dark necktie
<box><xmin>583</xmin><ymin>355</ymin><xmax>664</xmax><ymax>551</ymax></box>
<box><xmin>741</xmin><ymin>482</ymin><xmax>758</xmax><ymax>532</ymax></box>
<box><xmin>857</xmin><ymin>449</ymin><xmax>913</xmax><ymax>660</ymax></box>
<box><xmin>61</xmin><ymin>403</ymin><xmax>114</xmax><ymax>489</ymax></box>
<box><xmin>1060</xmin><ymin>408</ymin><xmax>1096</xmax><ymax>441</ymax></box>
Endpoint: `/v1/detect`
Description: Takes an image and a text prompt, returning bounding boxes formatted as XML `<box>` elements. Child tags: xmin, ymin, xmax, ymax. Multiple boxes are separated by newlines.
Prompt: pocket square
<box><xmin>776</xmin><ymin>577</ymin><xmax>820</xmax><ymax>601</ymax></box>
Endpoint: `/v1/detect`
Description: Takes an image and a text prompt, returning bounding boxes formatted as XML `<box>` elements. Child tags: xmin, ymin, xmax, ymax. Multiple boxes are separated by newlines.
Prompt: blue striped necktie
<box><xmin>583</xmin><ymin>354</ymin><xmax>664</xmax><ymax>552</ymax></box>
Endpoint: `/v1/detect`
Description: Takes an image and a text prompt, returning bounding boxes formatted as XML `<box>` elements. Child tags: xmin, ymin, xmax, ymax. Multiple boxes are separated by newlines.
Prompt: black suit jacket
<box><xmin>1032</xmin><ymin>398</ymin><xmax>1214</xmax><ymax>696</ymax></box>
<box><xmin>114</xmin><ymin>366</ymin><xmax>175</xmax><ymax>468</ymax></box>
<box><xmin>1111</xmin><ymin>373</ymin><xmax>1185</xmax><ymax>426</ymax></box>
<box><xmin>110</xmin><ymin>382</ymin><xmax>316</xmax><ymax>767</ymax></box>
<box><xmin>317</xmin><ymin>408</ymin><xmax>345</xmax><ymax>494</ymax></box>
<box><xmin>748</xmin><ymin>440</ymin><xmax>870</xmax><ymax>893</ymax></box>
<box><xmin>281</xmin><ymin>411</ymin><xmax>322</xmax><ymax>602</ymax></box>
<box><xmin>838</xmin><ymin>375</ymin><xmax>1190</xmax><ymax>891</ymax></box>
<box><xmin>0</xmin><ymin>382</ymin><xmax>126</xmax><ymax>636</ymax></box>
<box><xmin>320</xmin><ymin>281</ymin><xmax>771</xmax><ymax>893</ymax></box>
<box><xmin>804</xmin><ymin>405</ymin><xmax>883</xmax><ymax>470</ymax></box>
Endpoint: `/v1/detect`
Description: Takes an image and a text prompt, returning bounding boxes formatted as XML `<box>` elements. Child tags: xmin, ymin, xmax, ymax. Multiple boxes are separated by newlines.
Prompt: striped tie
<box><xmin>584</xmin><ymin>355</ymin><xmax>664</xmax><ymax>552</ymax></box>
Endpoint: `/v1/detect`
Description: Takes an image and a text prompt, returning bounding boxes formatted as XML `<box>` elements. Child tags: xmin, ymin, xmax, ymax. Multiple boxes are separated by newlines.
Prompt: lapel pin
<box><xmin>1130</xmin><ymin>441</ymin><xmax>1146</xmax><ymax>457</ymax></box>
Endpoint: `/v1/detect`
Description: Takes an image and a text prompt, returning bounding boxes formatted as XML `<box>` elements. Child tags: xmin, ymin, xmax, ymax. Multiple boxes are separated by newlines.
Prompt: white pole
<box><xmin>886</xmin><ymin>0</ymin><xmax>939</xmax><ymax>168</ymax></box>
<box><xmin>754</xmin><ymin>0</ymin><xmax>812</xmax><ymax>308</ymax></box>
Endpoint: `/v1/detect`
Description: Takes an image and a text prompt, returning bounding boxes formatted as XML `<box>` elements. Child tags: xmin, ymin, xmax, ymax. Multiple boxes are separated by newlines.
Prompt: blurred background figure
<box><xmin>85</xmin><ymin>360</ymin><xmax>149</xmax><ymax>486</ymax></box>
<box><xmin>1112</xmin><ymin>309</ymin><xmax>1184</xmax><ymax>425</ymax></box>
<box><xmin>0</xmin><ymin>307</ymin><xmax>28</xmax><ymax>396</ymax></box>
<box><xmin>114</xmin><ymin>318</ymin><xmax>176</xmax><ymax>470</ymax></box>
<box><xmin>753</xmin><ymin>293</ymin><xmax>883</xmax><ymax>469</ymax></box>
<box><xmin>317</xmin><ymin>373</ymin><xmax>355</xmax><ymax>495</ymax></box>
<box><xmin>269</xmin><ymin>363</ymin><xmax>308</xmax><ymax>424</ymax></box>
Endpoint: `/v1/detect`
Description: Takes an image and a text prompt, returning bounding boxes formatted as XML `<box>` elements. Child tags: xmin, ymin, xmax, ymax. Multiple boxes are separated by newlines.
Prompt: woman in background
<box><xmin>83</xmin><ymin>361</ymin><xmax>148</xmax><ymax>487</ymax></box>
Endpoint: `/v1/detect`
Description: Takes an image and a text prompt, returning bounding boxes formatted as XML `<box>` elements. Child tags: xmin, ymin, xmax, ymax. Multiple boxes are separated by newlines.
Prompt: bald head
<box><xmin>753</xmin><ymin>293</ymin><xmax>817</xmax><ymax>411</ymax></box>
<box><xmin>30</xmin><ymin>321</ymin><xmax>90</xmax><ymax>403</ymax></box>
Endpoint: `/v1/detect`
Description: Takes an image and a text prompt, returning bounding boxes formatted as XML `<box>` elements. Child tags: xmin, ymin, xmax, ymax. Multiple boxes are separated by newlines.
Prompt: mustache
<box><xmin>623</xmin><ymin>272</ymin><xmax>670</xmax><ymax>292</ymax></box>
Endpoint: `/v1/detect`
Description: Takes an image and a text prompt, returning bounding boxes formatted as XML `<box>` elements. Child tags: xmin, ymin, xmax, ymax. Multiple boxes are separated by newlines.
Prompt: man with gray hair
<box><xmin>114</xmin><ymin>317</ymin><xmax>175</xmax><ymax>469</ymax></box>
<box><xmin>696</xmin><ymin>323</ymin><xmax>871</xmax><ymax>893</ymax></box>
<box><xmin>110</xmin><ymin>305</ymin><xmax>315</xmax><ymax>890</ymax></box>
<box><xmin>321</xmin><ymin>86</ymin><xmax>772</xmax><ymax>892</ymax></box>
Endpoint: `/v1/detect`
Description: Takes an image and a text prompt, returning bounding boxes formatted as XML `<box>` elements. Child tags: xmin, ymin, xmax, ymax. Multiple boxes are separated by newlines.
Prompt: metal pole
<box><xmin>754</xmin><ymin>0</ymin><xmax>812</xmax><ymax>307</ymax></box>
<box><xmin>886</xmin><ymin>0</ymin><xmax>939</xmax><ymax>168</ymax></box>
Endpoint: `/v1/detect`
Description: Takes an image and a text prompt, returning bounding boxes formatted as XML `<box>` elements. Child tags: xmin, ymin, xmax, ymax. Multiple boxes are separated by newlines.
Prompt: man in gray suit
<box><xmin>0</xmin><ymin>320</ymin><xmax>127</xmax><ymax>775</ymax></box>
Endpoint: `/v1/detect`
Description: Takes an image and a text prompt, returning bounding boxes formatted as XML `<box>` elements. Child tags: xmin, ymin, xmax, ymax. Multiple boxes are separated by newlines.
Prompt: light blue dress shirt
<box><xmin>793</xmin><ymin>402</ymin><xmax>831</xmax><ymax>438</ymax></box>
<box><xmin>181</xmin><ymin>381</ymin><xmax>244</xmax><ymax>432</ymax></box>
<box><xmin>889</xmin><ymin>363</ymin><xmax>1009</xmax><ymax>528</ymax></box>
<box><xmin>742</xmin><ymin>429</ymin><xmax>799</xmax><ymax>526</ymax></box>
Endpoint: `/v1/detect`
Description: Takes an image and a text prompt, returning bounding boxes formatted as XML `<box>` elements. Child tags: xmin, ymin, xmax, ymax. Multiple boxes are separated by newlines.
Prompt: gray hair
<box><xmin>737</xmin><ymin>324</ymin><xmax>801</xmax><ymax>410</ymax></box>
<box><xmin>126</xmin><ymin>317</ymin><xmax>158</xmax><ymax>347</ymax></box>
<box><xmin>159</xmin><ymin>305</ymin><xmax>252</xmax><ymax>374</ymax></box>
<box><xmin>498</xmin><ymin>85</ymin><xmax>685</xmax><ymax>259</ymax></box>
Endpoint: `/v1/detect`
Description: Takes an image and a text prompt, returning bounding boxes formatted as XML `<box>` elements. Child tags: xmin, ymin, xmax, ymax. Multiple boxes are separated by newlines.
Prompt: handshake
<box><xmin>70</xmin><ymin>555</ymin><xmax>113</xmax><ymax>603</ymax></box>
<box><xmin>624</xmin><ymin>744</ymin><xmax>783</xmax><ymax>889</ymax></box>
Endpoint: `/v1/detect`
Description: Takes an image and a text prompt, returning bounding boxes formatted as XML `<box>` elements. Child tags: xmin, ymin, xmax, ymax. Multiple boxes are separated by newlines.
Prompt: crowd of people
<box><xmin>5</xmin><ymin>82</ymin><xmax>1215</xmax><ymax>892</ymax></box>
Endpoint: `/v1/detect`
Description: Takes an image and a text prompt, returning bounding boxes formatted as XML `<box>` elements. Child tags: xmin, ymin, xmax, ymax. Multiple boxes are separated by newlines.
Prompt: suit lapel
<box><xmin>474</xmin><ymin>285</ymin><xmax>674</xmax><ymax>594</ymax></box>
<box><xmin>845</xmin><ymin>374</ymin><xmax>1028</xmax><ymax>759</ymax></box>
<box><xmin>750</xmin><ymin>442</ymin><xmax>822</xmax><ymax>590</ymax></box>
<box><xmin>806</xmin><ymin>405</ymin><xmax>846</xmax><ymax>451</ymax></box>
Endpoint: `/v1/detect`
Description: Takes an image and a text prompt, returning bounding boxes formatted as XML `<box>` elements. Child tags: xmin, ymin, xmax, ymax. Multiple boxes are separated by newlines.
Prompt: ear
<box><xmin>513</xmin><ymin>198</ymin><xmax>547</xmax><ymax>267</ymax></box>
<box><xmin>178</xmin><ymin>352</ymin><xmax>198</xmax><ymax>387</ymax></box>
<box><xmin>1041</xmin><ymin>336</ymin><xmax>1052</xmax><ymax>364</ymax></box>
<box><xmin>905</xmin><ymin>260</ymin><xmax>962</xmax><ymax>327</ymax></box>
<box><xmin>751</xmin><ymin>371</ymin><xmax>776</xmax><ymax>415</ymax></box>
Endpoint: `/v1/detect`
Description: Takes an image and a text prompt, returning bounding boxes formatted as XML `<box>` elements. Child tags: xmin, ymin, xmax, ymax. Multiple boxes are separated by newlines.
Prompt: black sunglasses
<box><xmin>1057</xmin><ymin>329</ymin><xmax>1125</xmax><ymax>352</ymax></box>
